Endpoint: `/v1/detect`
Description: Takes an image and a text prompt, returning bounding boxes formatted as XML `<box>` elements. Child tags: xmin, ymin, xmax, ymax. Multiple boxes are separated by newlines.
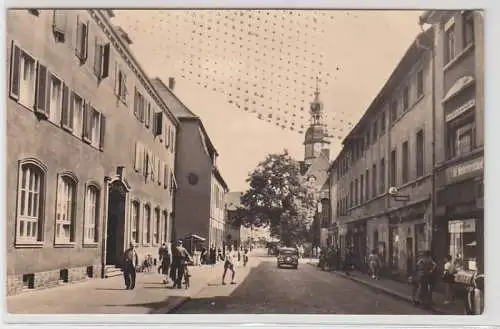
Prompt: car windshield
<box><xmin>279</xmin><ymin>249</ymin><xmax>298</xmax><ymax>256</ymax></box>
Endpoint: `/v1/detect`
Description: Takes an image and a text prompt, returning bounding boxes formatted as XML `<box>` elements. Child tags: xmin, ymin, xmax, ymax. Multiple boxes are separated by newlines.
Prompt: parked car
<box><xmin>277</xmin><ymin>247</ymin><xmax>299</xmax><ymax>269</ymax></box>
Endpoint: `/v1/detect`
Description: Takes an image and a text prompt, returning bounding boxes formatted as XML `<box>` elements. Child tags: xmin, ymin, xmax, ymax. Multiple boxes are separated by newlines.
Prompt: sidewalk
<box><xmin>7</xmin><ymin>263</ymin><xmax>225</xmax><ymax>314</ymax></box>
<box><xmin>307</xmin><ymin>261</ymin><xmax>464</xmax><ymax>315</ymax></box>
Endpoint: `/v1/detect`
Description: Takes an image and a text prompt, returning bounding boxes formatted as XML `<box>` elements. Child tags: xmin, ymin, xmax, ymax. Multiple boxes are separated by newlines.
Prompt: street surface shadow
<box><xmin>94</xmin><ymin>288</ymin><xmax>126</xmax><ymax>291</ymax></box>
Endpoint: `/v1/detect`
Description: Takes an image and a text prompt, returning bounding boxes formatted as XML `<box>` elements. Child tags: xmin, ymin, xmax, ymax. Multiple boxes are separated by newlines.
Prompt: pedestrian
<box><xmin>368</xmin><ymin>249</ymin><xmax>380</xmax><ymax>279</ymax></box>
<box><xmin>413</xmin><ymin>250</ymin><xmax>436</xmax><ymax>307</ymax></box>
<box><xmin>344</xmin><ymin>247</ymin><xmax>354</xmax><ymax>275</ymax></box>
<box><xmin>200</xmin><ymin>245</ymin><xmax>207</xmax><ymax>265</ymax></box>
<box><xmin>171</xmin><ymin>240</ymin><xmax>193</xmax><ymax>289</ymax></box>
<box><xmin>123</xmin><ymin>242</ymin><xmax>139</xmax><ymax>290</ymax></box>
<box><xmin>243</xmin><ymin>248</ymin><xmax>249</xmax><ymax>267</ymax></box>
<box><xmin>442</xmin><ymin>255</ymin><xmax>456</xmax><ymax>304</ymax></box>
<box><xmin>222</xmin><ymin>246</ymin><xmax>236</xmax><ymax>285</ymax></box>
<box><xmin>209</xmin><ymin>244</ymin><xmax>216</xmax><ymax>266</ymax></box>
<box><xmin>158</xmin><ymin>243</ymin><xmax>167</xmax><ymax>274</ymax></box>
<box><xmin>160</xmin><ymin>244</ymin><xmax>171</xmax><ymax>285</ymax></box>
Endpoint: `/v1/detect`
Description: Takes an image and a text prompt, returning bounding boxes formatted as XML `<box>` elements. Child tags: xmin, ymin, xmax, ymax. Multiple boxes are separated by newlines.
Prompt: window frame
<box><xmin>10</xmin><ymin>43</ymin><xmax>37</xmax><ymax>109</ymax></box>
<box><xmin>153</xmin><ymin>207</ymin><xmax>160</xmax><ymax>245</ymax></box>
<box><xmin>462</xmin><ymin>11</ymin><xmax>475</xmax><ymax>48</ymax></box>
<box><xmin>71</xmin><ymin>91</ymin><xmax>85</xmax><ymax>138</ymax></box>
<box><xmin>54</xmin><ymin>172</ymin><xmax>78</xmax><ymax>246</ymax></box>
<box><xmin>83</xmin><ymin>183</ymin><xmax>100</xmax><ymax>246</ymax></box>
<box><xmin>131</xmin><ymin>200</ymin><xmax>140</xmax><ymax>244</ymax></box>
<box><xmin>444</xmin><ymin>22</ymin><xmax>456</xmax><ymax>64</ymax></box>
<box><xmin>416</xmin><ymin>68</ymin><xmax>424</xmax><ymax>97</ymax></box>
<box><xmin>16</xmin><ymin>158</ymin><xmax>47</xmax><ymax>246</ymax></box>
<box><xmin>447</xmin><ymin>113</ymin><xmax>476</xmax><ymax>159</ymax></box>
<box><xmin>416</xmin><ymin>129</ymin><xmax>425</xmax><ymax>177</ymax></box>
<box><xmin>47</xmin><ymin>71</ymin><xmax>63</xmax><ymax>124</ymax></box>
<box><xmin>143</xmin><ymin>203</ymin><xmax>151</xmax><ymax>245</ymax></box>
<box><xmin>402</xmin><ymin>141</ymin><xmax>409</xmax><ymax>183</ymax></box>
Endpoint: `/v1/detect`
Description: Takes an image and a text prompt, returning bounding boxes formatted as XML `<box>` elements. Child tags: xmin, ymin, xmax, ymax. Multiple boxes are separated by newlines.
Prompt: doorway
<box><xmin>406</xmin><ymin>236</ymin><xmax>414</xmax><ymax>274</ymax></box>
<box><xmin>106</xmin><ymin>180</ymin><xmax>127</xmax><ymax>266</ymax></box>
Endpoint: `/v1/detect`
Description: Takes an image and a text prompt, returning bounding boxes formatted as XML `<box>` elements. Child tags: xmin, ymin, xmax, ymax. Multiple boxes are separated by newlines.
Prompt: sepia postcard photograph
<box><xmin>4</xmin><ymin>6</ymin><xmax>487</xmax><ymax>319</ymax></box>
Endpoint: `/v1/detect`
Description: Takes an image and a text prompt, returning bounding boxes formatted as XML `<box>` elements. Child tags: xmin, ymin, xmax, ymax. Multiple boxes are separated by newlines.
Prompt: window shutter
<box><xmin>35</xmin><ymin>63</ymin><xmax>49</xmax><ymax>116</ymax></box>
<box><xmin>52</xmin><ymin>10</ymin><xmax>67</xmax><ymax>34</ymax></box>
<box><xmin>166</xmin><ymin>126</ymin><xmax>171</xmax><ymax>148</ymax></box>
<box><xmin>75</xmin><ymin>15</ymin><xmax>82</xmax><ymax>58</ymax></box>
<box><xmin>82</xmin><ymin>101</ymin><xmax>90</xmax><ymax>140</ymax></box>
<box><xmin>61</xmin><ymin>84</ymin><xmax>70</xmax><ymax>128</ymax></box>
<box><xmin>158</xmin><ymin>161</ymin><xmax>163</xmax><ymax>185</ymax></box>
<box><xmin>145</xmin><ymin>102</ymin><xmax>151</xmax><ymax>128</ymax></box>
<box><xmin>171</xmin><ymin>129</ymin><xmax>175</xmax><ymax>153</ymax></box>
<box><xmin>45</xmin><ymin>73</ymin><xmax>52</xmax><ymax>112</ymax></box>
<box><xmin>82</xmin><ymin>21</ymin><xmax>89</xmax><ymax>61</ymax></box>
<box><xmin>134</xmin><ymin>141</ymin><xmax>140</xmax><ymax>171</ymax></box>
<box><xmin>143</xmin><ymin>148</ymin><xmax>149</xmax><ymax>177</ymax></box>
<box><xmin>122</xmin><ymin>73</ymin><xmax>128</xmax><ymax>103</ymax></box>
<box><xmin>164</xmin><ymin>163</ymin><xmax>168</xmax><ymax>188</ymax></box>
<box><xmin>9</xmin><ymin>41</ymin><xmax>21</xmax><ymax>99</ymax></box>
<box><xmin>99</xmin><ymin>114</ymin><xmax>106</xmax><ymax>150</ymax></box>
<box><xmin>154</xmin><ymin>112</ymin><xmax>163</xmax><ymax>136</ymax></box>
<box><xmin>114</xmin><ymin>63</ymin><xmax>120</xmax><ymax>96</ymax></box>
<box><xmin>150</xmin><ymin>154</ymin><xmax>156</xmax><ymax>182</ymax></box>
<box><xmin>101</xmin><ymin>43</ymin><xmax>110</xmax><ymax>78</ymax></box>
<box><xmin>93</xmin><ymin>37</ymin><xmax>102</xmax><ymax>77</ymax></box>
<box><xmin>68</xmin><ymin>92</ymin><xmax>75</xmax><ymax>129</ymax></box>
<box><xmin>139</xmin><ymin>96</ymin><xmax>145</xmax><ymax>122</ymax></box>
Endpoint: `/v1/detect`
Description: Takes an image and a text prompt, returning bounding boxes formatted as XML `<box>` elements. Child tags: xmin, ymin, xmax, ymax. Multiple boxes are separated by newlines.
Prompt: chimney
<box><xmin>168</xmin><ymin>77</ymin><xmax>175</xmax><ymax>90</ymax></box>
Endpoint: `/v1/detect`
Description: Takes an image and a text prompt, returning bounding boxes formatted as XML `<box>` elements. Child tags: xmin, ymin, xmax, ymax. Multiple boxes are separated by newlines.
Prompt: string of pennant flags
<box><xmin>113</xmin><ymin>9</ymin><xmax>360</xmax><ymax>140</ymax></box>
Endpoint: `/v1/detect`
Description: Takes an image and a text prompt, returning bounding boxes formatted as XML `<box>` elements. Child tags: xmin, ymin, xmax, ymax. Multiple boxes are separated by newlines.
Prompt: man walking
<box><xmin>171</xmin><ymin>240</ymin><xmax>192</xmax><ymax>289</ymax></box>
<box><xmin>123</xmin><ymin>242</ymin><xmax>139</xmax><ymax>290</ymax></box>
<box><xmin>222</xmin><ymin>246</ymin><xmax>236</xmax><ymax>285</ymax></box>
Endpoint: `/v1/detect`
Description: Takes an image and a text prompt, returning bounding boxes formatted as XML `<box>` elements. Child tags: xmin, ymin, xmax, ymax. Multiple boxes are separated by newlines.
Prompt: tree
<box><xmin>237</xmin><ymin>150</ymin><xmax>317</xmax><ymax>246</ymax></box>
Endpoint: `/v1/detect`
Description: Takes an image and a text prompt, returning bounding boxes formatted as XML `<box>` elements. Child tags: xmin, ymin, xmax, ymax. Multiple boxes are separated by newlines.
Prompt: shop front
<box><xmin>435</xmin><ymin>152</ymin><xmax>484</xmax><ymax>291</ymax></box>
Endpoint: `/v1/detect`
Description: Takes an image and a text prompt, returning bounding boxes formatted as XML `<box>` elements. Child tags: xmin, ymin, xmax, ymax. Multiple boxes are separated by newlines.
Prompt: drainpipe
<box><xmin>416</xmin><ymin>24</ymin><xmax>436</xmax><ymax>254</ymax></box>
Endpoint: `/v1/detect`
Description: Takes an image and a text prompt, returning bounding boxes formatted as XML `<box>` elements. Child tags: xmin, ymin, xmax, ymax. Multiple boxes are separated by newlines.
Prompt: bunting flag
<box><xmin>113</xmin><ymin>10</ymin><xmax>360</xmax><ymax>140</ymax></box>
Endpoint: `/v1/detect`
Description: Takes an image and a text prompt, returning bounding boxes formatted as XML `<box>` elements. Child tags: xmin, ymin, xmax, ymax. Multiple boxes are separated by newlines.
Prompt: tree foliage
<box><xmin>236</xmin><ymin>150</ymin><xmax>318</xmax><ymax>246</ymax></box>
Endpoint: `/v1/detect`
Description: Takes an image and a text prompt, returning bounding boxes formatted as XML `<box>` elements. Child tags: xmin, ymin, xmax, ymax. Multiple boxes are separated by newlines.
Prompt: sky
<box><xmin>111</xmin><ymin>9</ymin><xmax>424</xmax><ymax>192</ymax></box>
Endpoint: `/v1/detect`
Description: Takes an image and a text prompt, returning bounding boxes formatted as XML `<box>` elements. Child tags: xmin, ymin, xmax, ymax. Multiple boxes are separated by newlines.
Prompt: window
<box><xmin>16</xmin><ymin>162</ymin><xmax>45</xmax><ymax>244</ymax></box>
<box><xmin>372</xmin><ymin>164</ymin><xmax>377</xmax><ymax>197</ymax></box>
<box><xmin>133</xmin><ymin>88</ymin><xmax>145</xmax><ymax>122</ymax></box>
<box><xmin>55</xmin><ymin>175</ymin><xmax>77</xmax><ymax>244</ymax></box>
<box><xmin>390</xmin><ymin>149</ymin><xmax>397</xmax><ymax>186</ymax></box>
<box><xmin>390</xmin><ymin>100</ymin><xmax>398</xmax><ymax>124</ymax></box>
<box><xmin>48</xmin><ymin>74</ymin><xmax>62</xmax><ymax>123</ymax></box>
<box><xmin>365</xmin><ymin>169</ymin><xmax>370</xmax><ymax>200</ymax></box>
<box><xmin>463</xmin><ymin>11</ymin><xmax>475</xmax><ymax>47</ymax></box>
<box><xmin>449</xmin><ymin>219</ymin><xmax>478</xmax><ymax>271</ymax></box>
<box><xmin>402</xmin><ymin>141</ymin><xmax>409</xmax><ymax>183</ymax></box>
<box><xmin>380</xmin><ymin>158</ymin><xmax>386</xmax><ymax>194</ymax></box>
<box><xmin>416</xmin><ymin>130</ymin><xmax>424</xmax><ymax>177</ymax></box>
<box><xmin>88</xmin><ymin>107</ymin><xmax>102</xmax><ymax>148</ymax></box>
<box><xmin>71</xmin><ymin>92</ymin><xmax>84</xmax><ymax>137</ymax></box>
<box><xmin>93</xmin><ymin>39</ymin><xmax>110</xmax><ymax>79</ymax></box>
<box><xmin>365</xmin><ymin>129</ymin><xmax>371</xmax><ymax>147</ymax></box>
<box><xmin>372</xmin><ymin>119</ymin><xmax>378</xmax><ymax>142</ymax></box>
<box><xmin>354</xmin><ymin>179</ymin><xmax>358</xmax><ymax>205</ymax></box>
<box><xmin>84</xmin><ymin>185</ymin><xmax>99</xmax><ymax>244</ymax></box>
<box><xmin>416</xmin><ymin>69</ymin><xmax>424</xmax><ymax>97</ymax></box>
<box><xmin>349</xmin><ymin>181</ymin><xmax>353</xmax><ymax>207</ymax></box>
<box><xmin>445</xmin><ymin>24</ymin><xmax>456</xmax><ymax>64</ymax></box>
<box><xmin>114</xmin><ymin>66</ymin><xmax>128</xmax><ymax>103</ymax></box>
<box><xmin>154</xmin><ymin>208</ymin><xmax>160</xmax><ymax>244</ymax></box>
<box><xmin>403</xmin><ymin>86</ymin><xmax>409</xmax><ymax>111</ymax></box>
<box><xmin>163</xmin><ymin>163</ymin><xmax>169</xmax><ymax>189</ymax></box>
<box><xmin>162</xmin><ymin>210</ymin><xmax>169</xmax><ymax>243</ymax></box>
<box><xmin>143</xmin><ymin>204</ymin><xmax>151</xmax><ymax>244</ymax></box>
<box><xmin>360</xmin><ymin>174</ymin><xmax>364</xmax><ymax>204</ymax></box>
<box><xmin>75</xmin><ymin>16</ymin><xmax>89</xmax><ymax>62</ymax></box>
<box><xmin>52</xmin><ymin>10</ymin><xmax>67</xmax><ymax>42</ymax></box>
<box><xmin>448</xmin><ymin>117</ymin><xmax>475</xmax><ymax>158</ymax></box>
<box><xmin>380</xmin><ymin>111</ymin><xmax>386</xmax><ymax>134</ymax></box>
<box><xmin>145</xmin><ymin>102</ymin><xmax>152</xmax><ymax>128</ymax></box>
<box><xmin>131</xmin><ymin>201</ymin><xmax>140</xmax><ymax>243</ymax></box>
<box><xmin>9</xmin><ymin>43</ymin><xmax>37</xmax><ymax>108</ymax></box>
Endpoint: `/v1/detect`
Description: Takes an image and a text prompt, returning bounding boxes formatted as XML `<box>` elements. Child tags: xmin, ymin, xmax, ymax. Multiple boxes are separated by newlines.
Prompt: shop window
<box><xmin>448</xmin><ymin>219</ymin><xmax>478</xmax><ymax>271</ymax></box>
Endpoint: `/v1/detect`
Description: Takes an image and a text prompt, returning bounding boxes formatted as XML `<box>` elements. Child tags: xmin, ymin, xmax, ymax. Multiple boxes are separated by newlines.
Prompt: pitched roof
<box><xmin>225</xmin><ymin>191</ymin><xmax>244</xmax><ymax>211</ymax></box>
<box><xmin>303</xmin><ymin>152</ymin><xmax>330</xmax><ymax>192</ymax></box>
<box><xmin>150</xmin><ymin>78</ymin><xmax>197</xmax><ymax>118</ymax></box>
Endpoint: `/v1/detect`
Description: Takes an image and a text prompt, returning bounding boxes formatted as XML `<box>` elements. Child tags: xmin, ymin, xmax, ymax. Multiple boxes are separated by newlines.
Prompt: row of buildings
<box><xmin>6</xmin><ymin>9</ymin><xmax>247</xmax><ymax>295</ymax></box>
<box><xmin>319</xmin><ymin>10</ymin><xmax>483</xmax><ymax>284</ymax></box>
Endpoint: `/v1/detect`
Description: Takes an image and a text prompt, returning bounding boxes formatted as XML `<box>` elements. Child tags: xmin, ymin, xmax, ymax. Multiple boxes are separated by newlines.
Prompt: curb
<box><xmin>307</xmin><ymin>262</ymin><xmax>449</xmax><ymax>315</ymax></box>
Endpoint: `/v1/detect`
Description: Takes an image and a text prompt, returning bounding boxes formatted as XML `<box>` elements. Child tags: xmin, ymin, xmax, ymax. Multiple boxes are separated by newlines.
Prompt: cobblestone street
<box><xmin>173</xmin><ymin>256</ymin><xmax>432</xmax><ymax>314</ymax></box>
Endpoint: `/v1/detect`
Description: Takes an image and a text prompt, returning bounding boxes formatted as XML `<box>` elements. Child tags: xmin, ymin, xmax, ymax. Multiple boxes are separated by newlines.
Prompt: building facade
<box><xmin>152</xmin><ymin>78</ymin><xmax>228</xmax><ymax>250</ymax></box>
<box><xmin>331</xmin><ymin>28</ymin><xmax>435</xmax><ymax>275</ymax></box>
<box><xmin>6</xmin><ymin>9</ymin><xmax>178</xmax><ymax>295</ymax></box>
<box><xmin>420</xmin><ymin>10</ymin><xmax>484</xmax><ymax>281</ymax></box>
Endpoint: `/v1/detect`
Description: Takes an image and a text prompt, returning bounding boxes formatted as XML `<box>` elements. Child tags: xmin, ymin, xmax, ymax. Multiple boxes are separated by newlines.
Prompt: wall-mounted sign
<box><xmin>446</xmin><ymin>99</ymin><xmax>475</xmax><ymax>122</ymax></box>
<box><xmin>448</xmin><ymin>219</ymin><xmax>476</xmax><ymax>233</ymax></box>
<box><xmin>446</xmin><ymin>157</ymin><xmax>484</xmax><ymax>181</ymax></box>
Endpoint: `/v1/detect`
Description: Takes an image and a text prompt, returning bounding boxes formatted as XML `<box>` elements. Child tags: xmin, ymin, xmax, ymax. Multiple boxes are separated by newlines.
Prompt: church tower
<box><xmin>303</xmin><ymin>78</ymin><xmax>330</xmax><ymax>166</ymax></box>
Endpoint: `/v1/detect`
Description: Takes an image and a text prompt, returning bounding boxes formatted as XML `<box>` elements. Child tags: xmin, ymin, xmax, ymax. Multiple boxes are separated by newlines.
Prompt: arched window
<box><xmin>16</xmin><ymin>161</ymin><xmax>46</xmax><ymax>244</ymax></box>
<box><xmin>143</xmin><ymin>204</ymin><xmax>151</xmax><ymax>244</ymax></box>
<box><xmin>55</xmin><ymin>173</ymin><xmax>77</xmax><ymax>244</ymax></box>
<box><xmin>84</xmin><ymin>184</ymin><xmax>100</xmax><ymax>244</ymax></box>
<box><xmin>131</xmin><ymin>200</ymin><xmax>140</xmax><ymax>244</ymax></box>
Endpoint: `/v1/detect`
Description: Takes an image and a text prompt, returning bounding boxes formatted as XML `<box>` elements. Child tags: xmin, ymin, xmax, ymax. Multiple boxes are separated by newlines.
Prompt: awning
<box><xmin>442</xmin><ymin>76</ymin><xmax>475</xmax><ymax>103</ymax></box>
<box><xmin>185</xmin><ymin>234</ymin><xmax>206</xmax><ymax>241</ymax></box>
